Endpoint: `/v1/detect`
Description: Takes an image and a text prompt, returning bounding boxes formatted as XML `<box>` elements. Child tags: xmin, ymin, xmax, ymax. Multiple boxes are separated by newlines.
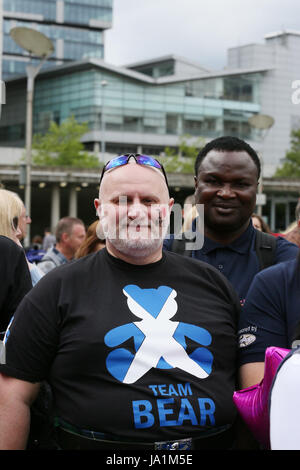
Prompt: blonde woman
<box><xmin>0</xmin><ymin>189</ymin><xmax>23</xmax><ymax>242</ymax></box>
<box><xmin>0</xmin><ymin>189</ymin><xmax>43</xmax><ymax>285</ymax></box>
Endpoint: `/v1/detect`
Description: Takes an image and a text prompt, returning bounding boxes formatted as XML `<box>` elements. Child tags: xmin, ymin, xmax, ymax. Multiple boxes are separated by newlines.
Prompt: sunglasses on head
<box><xmin>99</xmin><ymin>154</ymin><xmax>169</xmax><ymax>189</ymax></box>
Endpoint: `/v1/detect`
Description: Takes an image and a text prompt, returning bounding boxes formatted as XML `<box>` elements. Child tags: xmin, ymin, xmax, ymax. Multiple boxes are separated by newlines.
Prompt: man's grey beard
<box><xmin>108</xmin><ymin>235</ymin><xmax>164</xmax><ymax>258</ymax></box>
<box><xmin>101</xmin><ymin>216</ymin><xmax>169</xmax><ymax>258</ymax></box>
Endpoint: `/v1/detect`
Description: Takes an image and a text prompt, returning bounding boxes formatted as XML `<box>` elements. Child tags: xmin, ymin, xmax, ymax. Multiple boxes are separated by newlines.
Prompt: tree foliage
<box><xmin>274</xmin><ymin>129</ymin><xmax>300</xmax><ymax>178</ymax></box>
<box><xmin>162</xmin><ymin>135</ymin><xmax>204</xmax><ymax>174</ymax></box>
<box><xmin>32</xmin><ymin>116</ymin><xmax>99</xmax><ymax>168</ymax></box>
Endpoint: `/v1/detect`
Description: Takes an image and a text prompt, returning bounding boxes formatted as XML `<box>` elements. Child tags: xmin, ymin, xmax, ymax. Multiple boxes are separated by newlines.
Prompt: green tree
<box><xmin>162</xmin><ymin>135</ymin><xmax>204</xmax><ymax>173</ymax></box>
<box><xmin>32</xmin><ymin>116</ymin><xmax>99</xmax><ymax>168</ymax></box>
<box><xmin>274</xmin><ymin>129</ymin><xmax>300</xmax><ymax>178</ymax></box>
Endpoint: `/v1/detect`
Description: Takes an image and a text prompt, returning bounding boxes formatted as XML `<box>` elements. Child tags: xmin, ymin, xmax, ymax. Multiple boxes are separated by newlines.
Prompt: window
<box><xmin>183</xmin><ymin>119</ymin><xmax>203</xmax><ymax>136</ymax></box>
<box><xmin>166</xmin><ymin>114</ymin><xmax>178</xmax><ymax>134</ymax></box>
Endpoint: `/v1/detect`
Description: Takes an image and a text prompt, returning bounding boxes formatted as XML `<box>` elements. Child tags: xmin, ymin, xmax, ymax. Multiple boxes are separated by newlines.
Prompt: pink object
<box><xmin>233</xmin><ymin>346</ymin><xmax>290</xmax><ymax>448</ymax></box>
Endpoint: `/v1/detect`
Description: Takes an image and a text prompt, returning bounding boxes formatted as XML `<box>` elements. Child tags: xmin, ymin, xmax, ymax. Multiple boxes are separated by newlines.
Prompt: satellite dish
<box><xmin>10</xmin><ymin>27</ymin><xmax>54</xmax><ymax>58</ymax></box>
<box><xmin>248</xmin><ymin>114</ymin><xmax>275</xmax><ymax>130</ymax></box>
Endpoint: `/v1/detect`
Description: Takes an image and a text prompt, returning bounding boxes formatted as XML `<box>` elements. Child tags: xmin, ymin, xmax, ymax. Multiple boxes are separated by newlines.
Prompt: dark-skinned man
<box><xmin>164</xmin><ymin>136</ymin><xmax>298</xmax><ymax>305</ymax></box>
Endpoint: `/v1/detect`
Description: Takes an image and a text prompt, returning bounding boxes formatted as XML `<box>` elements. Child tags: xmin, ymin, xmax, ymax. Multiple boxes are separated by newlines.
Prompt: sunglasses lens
<box><xmin>100</xmin><ymin>154</ymin><xmax>168</xmax><ymax>189</ymax></box>
<box><xmin>105</xmin><ymin>155</ymin><xmax>129</xmax><ymax>171</ymax></box>
<box><xmin>137</xmin><ymin>155</ymin><xmax>161</xmax><ymax>169</ymax></box>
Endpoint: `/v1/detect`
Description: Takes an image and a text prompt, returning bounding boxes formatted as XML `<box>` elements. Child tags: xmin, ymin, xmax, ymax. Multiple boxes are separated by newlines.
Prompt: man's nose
<box><xmin>127</xmin><ymin>202</ymin><xmax>145</xmax><ymax>219</ymax></box>
<box><xmin>216</xmin><ymin>184</ymin><xmax>235</xmax><ymax>198</ymax></box>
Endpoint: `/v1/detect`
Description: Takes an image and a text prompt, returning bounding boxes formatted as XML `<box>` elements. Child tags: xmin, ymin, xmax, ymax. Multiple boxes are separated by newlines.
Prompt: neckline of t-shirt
<box><xmin>103</xmin><ymin>247</ymin><xmax>166</xmax><ymax>270</ymax></box>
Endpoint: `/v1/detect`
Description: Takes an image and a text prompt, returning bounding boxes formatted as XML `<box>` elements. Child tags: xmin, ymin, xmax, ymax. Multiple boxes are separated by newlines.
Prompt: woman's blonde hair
<box><xmin>182</xmin><ymin>205</ymin><xmax>198</xmax><ymax>233</ymax></box>
<box><xmin>0</xmin><ymin>189</ymin><xmax>24</xmax><ymax>239</ymax></box>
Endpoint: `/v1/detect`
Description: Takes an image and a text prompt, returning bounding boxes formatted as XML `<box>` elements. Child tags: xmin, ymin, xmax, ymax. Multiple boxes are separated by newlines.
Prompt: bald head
<box><xmin>99</xmin><ymin>160</ymin><xmax>170</xmax><ymax>202</ymax></box>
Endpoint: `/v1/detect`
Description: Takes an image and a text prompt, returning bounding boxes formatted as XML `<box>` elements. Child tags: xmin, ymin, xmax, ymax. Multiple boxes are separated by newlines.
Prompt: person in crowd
<box><xmin>164</xmin><ymin>136</ymin><xmax>298</xmax><ymax>303</ymax></box>
<box><xmin>75</xmin><ymin>220</ymin><xmax>105</xmax><ymax>259</ymax></box>
<box><xmin>31</xmin><ymin>235</ymin><xmax>43</xmax><ymax>250</ymax></box>
<box><xmin>42</xmin><ymin>228</ymin><xmax>56</xmax><ymax>252</ymax></box>
<box><xmin>238</xmin><ymin>253</ymin><xmax>300</xmax><ymax>389</ymax></box>
<box><xmin>251</xmin><ymin>213</ymin><xmax>271</xmax><ymax>233</ymax></box>
<box><xmin>0</xmin><ymin>154</ymin><xmax>239</xmax><ymax>450</ymax></box>
<box><xmin>0</xmin><ymin>189</ymin><xmax>24</xmax><ymax>242</ymax></box>
<box><xmin>38</xmin><ymin>217</ymin><xmax>86</xmax><ymax>275</ymax></box>
<box><xmin>25</xmin><ymin>235</ymin><xmax>46</xmax><ymax>266</ymax></box>
<box><xmin>16</xmin><ymin>204</ymin><xmax>31</xmax><ymax>246</ymax></box>
<box><xmin>0</xmin><ymin>189</ymin><xmax>43</xmax><ymax>286</ymax></box>
<box><xmin>280</xmin><ymin>200</ymin><xmax>300</xmax><ymax>247</ymax></box>
<box><xmin>0</xmin><ymin>235</ymin><xmax>32</xmax><ymax>338</ymax></box>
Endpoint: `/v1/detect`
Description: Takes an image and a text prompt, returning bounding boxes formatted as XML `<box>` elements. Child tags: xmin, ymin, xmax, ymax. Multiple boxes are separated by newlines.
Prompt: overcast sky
<box><xmin>105</xmin><ymin>0</ymin><xmax>300</xmax><ymax>71</ymax></box>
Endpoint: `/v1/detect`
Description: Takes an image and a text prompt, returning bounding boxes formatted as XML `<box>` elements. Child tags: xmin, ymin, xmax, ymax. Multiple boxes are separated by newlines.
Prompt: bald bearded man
<box><xmin>0</xmin><ymin>154</ymin><xmax>239</xmax><ymax>450</ymax></box>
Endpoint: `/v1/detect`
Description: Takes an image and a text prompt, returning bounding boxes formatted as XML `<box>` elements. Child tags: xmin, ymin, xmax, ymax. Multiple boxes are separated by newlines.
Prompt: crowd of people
<box><xmin>0</xmin><ymin>136</ymin><xmax>299</xmax><ymax>451</ymax></box>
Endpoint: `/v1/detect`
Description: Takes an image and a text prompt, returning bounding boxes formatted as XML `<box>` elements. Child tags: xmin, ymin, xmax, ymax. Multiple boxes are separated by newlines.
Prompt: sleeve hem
<box><xmin>0</xmin><ymin>365</ymin><xmax>43</xmax><ymax>383</ymax></box>
<box><xmin>238</xmin><ymin>352</ymin><xmax>266</xmax><ymax>366</ymax></box>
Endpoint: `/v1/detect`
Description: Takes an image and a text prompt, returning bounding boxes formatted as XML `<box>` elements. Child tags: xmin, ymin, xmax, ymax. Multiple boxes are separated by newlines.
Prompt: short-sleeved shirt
<box><xmin>164</xmin><ymin>222</ymin><xmax>298</xmax><ymax>304</ymax></box>
<box><xmin>0</xmin><ymin>236</ymin><xmax>32</xmax><ymax>332</ymax></box>
<box><xmin>0</xmin><ymin>249</ymin><xmax>239</xmax><ymax>441</ymax></box>
<box><xmin>238</xmin><ymin>258</ymin><xmax>300</xmax><ymax>366</ymax></box>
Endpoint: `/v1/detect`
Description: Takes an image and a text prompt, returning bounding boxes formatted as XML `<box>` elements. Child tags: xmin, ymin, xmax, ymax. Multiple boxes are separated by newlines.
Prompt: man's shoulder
<box><xmin>38</xmin><ymin>247</ymin><xmax>66</xmax><ymax>274</ymax></box>
<box><xmin>33</xmin><ymin>252</ymin><xmax>101</xmax><ymax>289</ymax></box>
<box><xmin>41</xmin><ymin>246</ymin><xmax>65</xmax><ymax>264</ymax></box>
<box><xmin>247</xmin><ymin>259</ymin><xmax>299</xmax><ymax>304</ymax></box>
<box><xmin>41</xmin><ymin>246</ymin><xmax>56</xmax><ymax>259</ymax></box>
<box><xmin>45</xmin><ymin>250</ymin><xmax>101</xmax><ymax>274</ymax></box>
<box><xmin>275</xmin><ymin>234</ymin><xmax>298</xmax><ymax>247</ymax></box>
<box><xmin>275</xmin><ymin>234</ymin><xmax>299</xmax><ymax>259</ymax></box>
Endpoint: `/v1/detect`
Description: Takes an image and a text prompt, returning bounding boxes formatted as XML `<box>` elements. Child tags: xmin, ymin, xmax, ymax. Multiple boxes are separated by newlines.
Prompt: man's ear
<box><xmin>94</xmin><ymin>198</ymin><xmax>101</xmax><ymax>217</ymax></box>
<box><xmin>194</xmin><ymin>175</ymin><xmax>198</xmax><ymax>190</ymax></box>
<box><xmin>61</xmin><ymin>232</ymin><xmax>69</xmax><ymax>243</ymax></box>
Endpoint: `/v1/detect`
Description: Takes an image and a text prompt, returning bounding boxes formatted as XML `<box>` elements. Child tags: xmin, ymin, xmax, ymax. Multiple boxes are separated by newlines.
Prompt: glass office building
<box><xmin>2</xmin><ymin>0</ymin><xmax>112</xmax><ymax>79</ymax></box>
<box><xmin>0</xmin><ymin>59</ymin><xmax>261</xmax><ymax>155</ymax></box>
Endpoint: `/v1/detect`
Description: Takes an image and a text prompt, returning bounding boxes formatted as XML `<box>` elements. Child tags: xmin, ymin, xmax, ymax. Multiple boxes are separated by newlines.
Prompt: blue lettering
<box><xmin>178</xmin><ymin>382</ymin><xmax>192</xmax><ymax>396</ymax></box>
<box><xmin>132</xmin><ymin>400</ymin><xmax>155</xmax><ymax>429</ymax></box>
<box><xmin>148</xmin><ymin>385</ymin><xmax>158</xmax><ymax>396</ymax></box>
<box><xmin>148</xmin><ymin>383</ymin><xmax>192</xmax><ymax>397</ymax></box>
<box><xmin>168</xmin><ymin>384</ymin><xmax>178</xmax><ymax>396</ymax></box>
<box><xmin>132</xmin><ymin>396</ymin><xmax>216</xmax><ymax>429</ymax></box>
<box><xmin>177</xmin><ymin>398</ymin><xmax>198</xmax><ymax>425</ymax></box>
<box><xmin>158</xmin><ymin>384</ymin><xmax>168</xmax><ymax>395</ymax></box>
<box><xmin>198</xmin><ymin>398</ymin><xmax>215</xmax><ymax>426</ymax></box>
<box><xmin>157</xmin><ymin>398</ymin><xmax>178</xmax><ymax>426</ymax></box>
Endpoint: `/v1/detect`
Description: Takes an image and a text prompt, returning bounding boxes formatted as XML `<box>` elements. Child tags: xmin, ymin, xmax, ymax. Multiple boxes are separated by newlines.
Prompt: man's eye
<box><xmin>142</xmin><ymin>199</ymin><xmax>155</xmax><ymax>205</ymax></box>
<box><xmin>113</xmin><ymin>197</ymin><xmax>128</xmax><ymax>205</ymax></box>
<box><xmin>234</xmin><ymin>182</ymin><xmax>249</xmax><ymax>188</ymax></box>
<box><xmin>205</xmin><ymin>178</ymin><xmax>219</xmax><ymax>184</ymax></box>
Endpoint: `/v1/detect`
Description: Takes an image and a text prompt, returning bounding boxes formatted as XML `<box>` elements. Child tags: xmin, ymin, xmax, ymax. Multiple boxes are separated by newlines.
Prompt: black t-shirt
<box><xmin>0</xmin><ymin>249</ymin><xmax>239</xmax><ymax>441</ymax></box>
<box><xmin>0</xmin><ymin>236</ymin><xmax>32</xmax><ymax>332</ymax></box>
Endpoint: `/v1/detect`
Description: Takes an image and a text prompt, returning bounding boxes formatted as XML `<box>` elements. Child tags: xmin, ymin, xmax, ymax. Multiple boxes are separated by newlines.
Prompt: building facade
<box><xmin>1</xmin><ymin>27</ymin><xmax>300</xmax><ymax>235</ymax></box>
<box><xmin>2</xmin><ymin>0</ymin><xmax>112</xmax><ymax>80</ymax></box>
<box><xmin>0</xmin><ymin>57</ymin><xmax>262</xmax><ymax>153</ymax></box>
